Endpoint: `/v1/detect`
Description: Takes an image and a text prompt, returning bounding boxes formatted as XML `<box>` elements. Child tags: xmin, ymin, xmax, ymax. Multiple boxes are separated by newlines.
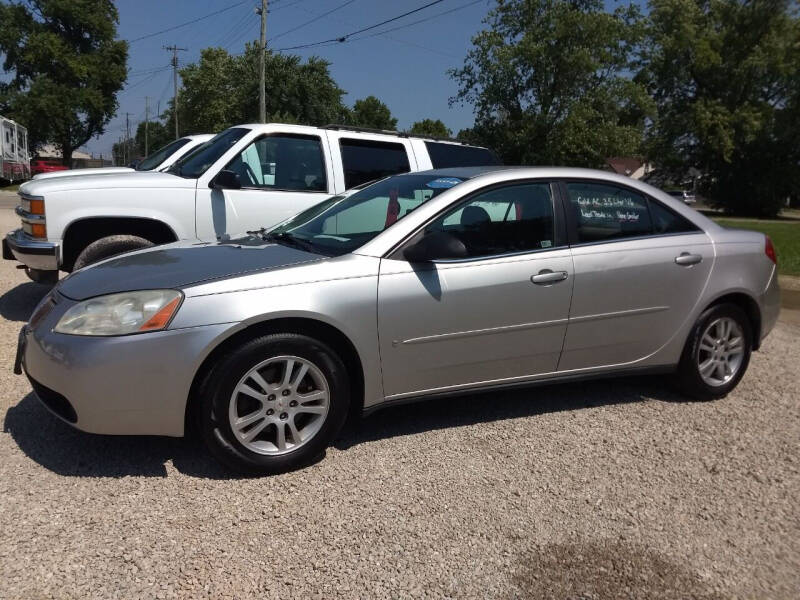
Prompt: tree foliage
<box><xmin>450</xmin><ymin>0</ymin><xmax>652</xmax><ymax>167</ymax></box>
<box><xmin>409</xmin><ymin>119</ymin><xmax>452</xmax><ymax>138</ymax></box>
<box><xmin>347</xmin><ymin>95</ymin><xmax>398</xmax><ymax>130</ymax></box>
<box><xmin>638</xmin><ymin>0</ymin><xmax>800</xmax><ymax>217</ymax></box>
<box><xmin>135</xmin><ymin>120</ymin><xmax>172</xmax><ymax>157</ymax></box>
<box><xmin>0</xmin><ymin>0</ymin><xmax>127</xmax><ymax>164</ymax></box>
<box><xmin>172</xmin><ymin>44</ymin><xmax>347</xmax><ymax>135</ymax></box>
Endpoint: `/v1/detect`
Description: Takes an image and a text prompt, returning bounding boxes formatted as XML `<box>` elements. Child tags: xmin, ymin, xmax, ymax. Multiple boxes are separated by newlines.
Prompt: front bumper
<box><xmin>19</xmin><ymin>293</ymin><xmax>233</xmax><ymax>436</ymax></box>
<box><xmin>4</xmin><ymin>228</ymin><xmax>59</xmax><ymax>271</ymax></box>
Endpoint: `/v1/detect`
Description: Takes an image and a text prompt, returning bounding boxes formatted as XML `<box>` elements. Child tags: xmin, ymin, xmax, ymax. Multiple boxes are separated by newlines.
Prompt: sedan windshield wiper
<box><xmin>258</xmin><ymin>231</ymin><xmax>319</xmax><ymax>254</ymax></box>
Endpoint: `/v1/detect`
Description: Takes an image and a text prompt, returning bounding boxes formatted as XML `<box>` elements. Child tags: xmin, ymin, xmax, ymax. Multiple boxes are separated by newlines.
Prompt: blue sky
<box><xmin>89</xmin><ymin>0</ymin><xmax>497</xmax><ymax>158</ymax></box>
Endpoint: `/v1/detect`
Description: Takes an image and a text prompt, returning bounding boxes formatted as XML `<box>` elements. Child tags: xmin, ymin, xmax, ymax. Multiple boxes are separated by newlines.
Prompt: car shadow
<box><xmin>335</xmin><ymin>375</ymin><xmax>685</xmax><ymax>451</ymax></box>
<box><xmin>4</xmin><ymin>376</ymin><xmax>686</xmax><ymax>479</ymax></box>
<box><xmin>3</xmin><ymin>393</ymin><xmax>239</xmax><ymax>479</ymax></box>
<box><xmin>0</xmin><ymin>281</ymin><xmax>53</xmax><ymax>322</ymax></box>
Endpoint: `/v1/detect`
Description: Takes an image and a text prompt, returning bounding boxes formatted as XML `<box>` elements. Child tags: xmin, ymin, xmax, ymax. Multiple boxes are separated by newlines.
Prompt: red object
<box><xmin>30</xmin><ymin>159</ymin><xmax>69</xmax><ymax>176</ymax></box>
<box><xmin>765</xmin><ymin>235</ymin><xmax>777</xmax><ymax>265</ymax></box>
<box><xmin>385</xmin><ymin>188</ymin><xmax>400</xmax><ymax>228</ymax></box>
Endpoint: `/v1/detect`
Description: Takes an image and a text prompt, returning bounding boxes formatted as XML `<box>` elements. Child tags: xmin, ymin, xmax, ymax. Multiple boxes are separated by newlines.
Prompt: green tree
<box><xmin>173</xmin><ymin>44</ymin><xmax>347</xmax><ymax>134</ymax></box>
<box><xmin>348</xmin><ymin>96</ymin><xmax>398</xmax><ymax>130</ymax></box>
<box><xmin>450</xmin><ymin>0</ymin><xmax>652</xmax><ymax>167</ymax></box>
<box><xmin>409</xmin><ymin>119</ymin><xmax>452</xmax><ymax>138</ymax></box>
<box><xmin>638</xmin><ymin>0</ymin><xmax>800</xmax><ymax>217</ymax></box>
<box><xmin>134</xmin><ymin>120</ymin><xmax>172</xmax><ymax>158</ymax></box>
<box><xmin>0</xmin><ymin>0</ymin><xmax>127</xmax><ymax>164</ymax></box>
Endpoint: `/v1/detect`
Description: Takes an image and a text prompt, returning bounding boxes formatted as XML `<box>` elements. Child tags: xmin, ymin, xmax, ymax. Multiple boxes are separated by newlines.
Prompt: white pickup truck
<box><xmin>4</xmin><ymin>123</ymin><xmax>500</xmax><ymax>283</ymax></box>
<box><xmin>30</xmin><ymin>134</ymin><xmax>213</xmax><ymax>181</ymax></box>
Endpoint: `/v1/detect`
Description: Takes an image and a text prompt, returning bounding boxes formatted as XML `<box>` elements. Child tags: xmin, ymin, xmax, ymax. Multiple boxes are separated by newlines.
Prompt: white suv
<box><xmin>4</xmin><ymin>123</ymin><xmax>499</xmax><ymax>282</ymax></box>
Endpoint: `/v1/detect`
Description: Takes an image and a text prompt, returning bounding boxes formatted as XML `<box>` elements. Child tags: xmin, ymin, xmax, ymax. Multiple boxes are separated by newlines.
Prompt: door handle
<box><xmin>674</xmin><ymin>252</ymin><xmax>703</xmax><ymax>266</ymax></box>
<box><xmin>531</xmin><ymin>269</ymin><xmax>569</xmax><ymax>285</ymax></box>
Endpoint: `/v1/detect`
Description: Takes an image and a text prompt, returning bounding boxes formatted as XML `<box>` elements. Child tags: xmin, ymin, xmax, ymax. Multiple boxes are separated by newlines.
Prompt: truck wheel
<box><xmin>72</xmin><ymin>235</ymin><xmax>155</xmax><ymax>270</ymax></box>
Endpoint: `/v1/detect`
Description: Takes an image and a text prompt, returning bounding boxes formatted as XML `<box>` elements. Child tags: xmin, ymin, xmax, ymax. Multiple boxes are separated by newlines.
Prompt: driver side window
<box><xmin>226</xmin><ymin>134</ymin><xmax>327</xmax><ymax>192</ymax></box>
<box><xmin>424</xmin><ymin>183</ymin><xmax>556</xmax><ymax>258</ymax></box>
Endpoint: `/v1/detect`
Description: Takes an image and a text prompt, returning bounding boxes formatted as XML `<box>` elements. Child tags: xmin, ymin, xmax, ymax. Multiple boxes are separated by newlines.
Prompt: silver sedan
<box><xmin>17</xmin><ymin>167</ymin><xmax>781</xmax><ymax>474</ymax></box>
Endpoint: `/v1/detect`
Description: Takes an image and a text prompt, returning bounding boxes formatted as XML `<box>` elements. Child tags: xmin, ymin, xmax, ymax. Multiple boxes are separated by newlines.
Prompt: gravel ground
<box><xmin>0</xmin><ymin>208</ymin><xmax>798</xmax><ymax>599</ymax></box>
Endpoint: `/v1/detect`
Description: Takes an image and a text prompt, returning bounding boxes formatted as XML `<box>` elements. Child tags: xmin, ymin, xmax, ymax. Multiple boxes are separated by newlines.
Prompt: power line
<box><xmin>270</xmin><ymin>0</ymin><xmax>357</xmax><ymax>42</ymax></box>
<box><xmin>272</xmin><ymin>0</ymin><xmax>447</xmax><ymax>52</ymax></box>
<box><xmin>352</xmin><ymin>0</ymin><xmax>486</xmax><ymax>42</ymax></box>
<box><xmin>216</xmin><ymin>9</ymin><xmax>254</xmax><ymax>48</ymax></box>
<box><xmin>128</xmin><ymin>1</ymin><xmax>248</xmax><ymax>43</ymax></box>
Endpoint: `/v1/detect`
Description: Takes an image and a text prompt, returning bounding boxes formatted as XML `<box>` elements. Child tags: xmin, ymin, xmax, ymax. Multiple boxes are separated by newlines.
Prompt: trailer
<box><xmin>1</xmin><ymin>115</ymin><xmax>30</xmax><ymax>183</ymax></box>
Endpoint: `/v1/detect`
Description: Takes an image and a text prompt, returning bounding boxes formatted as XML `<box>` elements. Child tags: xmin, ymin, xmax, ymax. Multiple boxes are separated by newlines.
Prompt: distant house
<box><xmin>36</xmin><ymin>144</ymin><xmax>112</xmax><ymax>169</ymax></box>
<box><xmin>605</xmin><ymin>157</ymin><xmax>654</xmax><ymax>180</ymax></box>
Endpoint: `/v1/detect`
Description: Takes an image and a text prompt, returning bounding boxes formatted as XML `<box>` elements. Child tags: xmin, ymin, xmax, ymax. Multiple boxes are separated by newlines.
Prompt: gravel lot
<box><xmin>0</xmin><ymin>208</ymin><xmax>798</xmax><ymax>599</ymax></box>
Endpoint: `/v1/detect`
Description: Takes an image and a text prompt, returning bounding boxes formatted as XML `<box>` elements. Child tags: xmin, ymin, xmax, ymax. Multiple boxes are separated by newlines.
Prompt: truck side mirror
<box><xmin>211</xmin><ymin>170</ymin><xmax>241</xmax><ymax>190</ymax></box>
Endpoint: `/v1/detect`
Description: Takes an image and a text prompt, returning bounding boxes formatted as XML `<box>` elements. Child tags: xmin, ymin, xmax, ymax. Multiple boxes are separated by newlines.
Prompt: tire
<box><xmin>198</xmin><ymin>333</ymin><xmax>351</xmax><ymax>475</ymax></box>
<box><xmin>676</xmin><ymin>303</ymin><xmax>753</xmax><ymax>400</ymax></box>
<box><xmin>72</xmin><ymin>235</ymin><xmax>154</xmax><ymax>270</ymax></box>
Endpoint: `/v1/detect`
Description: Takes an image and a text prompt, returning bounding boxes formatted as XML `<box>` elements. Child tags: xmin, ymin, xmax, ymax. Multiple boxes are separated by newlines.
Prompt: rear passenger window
<box><xmin>566</xmin><ymin>182</ymin><xmax>652</xmax><ymax>243</ymax></box>
<box><xmin>340</xmin><ymin>138</ymin><xmax>410</xmax><ymax>189</ymax></box>
<box><xmin>649</xmin><ymin>200</ymin><xmax>698</xmax><ymax>234</ymax></box>
<box><xmin>425</xmin><ymin>141</ymin><xmax>501</xmax><ymax>168</ymax></box>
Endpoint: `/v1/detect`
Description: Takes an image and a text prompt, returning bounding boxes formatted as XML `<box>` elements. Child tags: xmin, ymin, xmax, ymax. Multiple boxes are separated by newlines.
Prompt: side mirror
<box><xmin>403</xmin><ymin>231</ymin><xmax>468</xmax><ymax>263</ymax></box>
<box><xmin>211</xmin><ymin>169</ymin><xmax>241</xmax><ymax>190</ymax></box>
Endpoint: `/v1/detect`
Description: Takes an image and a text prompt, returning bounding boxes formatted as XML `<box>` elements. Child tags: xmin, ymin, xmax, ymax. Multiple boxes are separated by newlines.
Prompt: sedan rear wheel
<box><xmin>199</xmin><ymin>333</ymin><xmax>350</xmax><ymax>475</ymax></box>
<box><xmin>696</xmin><ymin>317</ymin><xmax>746</xmax><ymax>387</ymax></box>
<box><xmin>677</xmin><ymin>303</ymin><xmax>752</xmax><ymax>400</ymax></box>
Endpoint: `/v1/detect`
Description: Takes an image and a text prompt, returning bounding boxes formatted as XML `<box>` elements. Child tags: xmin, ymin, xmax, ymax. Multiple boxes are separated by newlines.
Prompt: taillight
<box><xmin>765</xmin><ymin>236</ymin><xmax>777</xmax><ymax>265</ymax></box>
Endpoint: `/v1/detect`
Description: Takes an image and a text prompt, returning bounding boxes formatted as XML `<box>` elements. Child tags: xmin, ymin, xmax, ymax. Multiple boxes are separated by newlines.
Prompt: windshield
<box><xmin>136</xmin><ymin>138</ymin><xmax>190</xmax><ymax>171</ymax></box>
<box><xmin>268</xmin><ymin>173</ymin><xmax>467</xmax><ymax>256</ymax></box>
<box><xmin>168</xmin><ymin>127</ymin><xmax>249</xmax><ymax>179</ymax></box>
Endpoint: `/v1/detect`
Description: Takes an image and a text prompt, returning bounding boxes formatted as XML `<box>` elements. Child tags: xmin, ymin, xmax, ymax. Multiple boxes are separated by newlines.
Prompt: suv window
<box><xmin>136</xmin><ymin>138</ymin><xmax>189</xmax><ymax>171</ymax></box>
<box><xmin>340</xmin><ymin>138</ymin><xmax>410</xmax><ymax>189</ymax></box>
<box><xmin>425</xmin><ymin>141</ymin><xmax>501</xmax><ymax>168</ymax></box>
<box><xmin>227</xmin><ymin>134</ymin><xmax>327</xmax><ymax>191</ymax></box>
<box><xmin>566</xmin><ymin>182</ymin><xmax>652</xmax><ymax>243</ymax></box>
<box><xmin>425</xmin><ymin>183</ymin><xmax>555</xmax><ymax>258</ymax></box>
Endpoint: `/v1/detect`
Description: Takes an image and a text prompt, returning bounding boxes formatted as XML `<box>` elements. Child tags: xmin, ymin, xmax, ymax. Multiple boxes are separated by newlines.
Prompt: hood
<box><xmin>21</xmin><ymin>170</ymin><xmax>195</xmax><ymax>196</ymax></box>
<box><xmin>57</xmin><ymin>240</ymin><xmax>325</xmax><ymax>301</ymax></box>
<box><xmin>32</xmin><ymin>167</ymin><xmax>134</xmax><ymax>181</ymax></box>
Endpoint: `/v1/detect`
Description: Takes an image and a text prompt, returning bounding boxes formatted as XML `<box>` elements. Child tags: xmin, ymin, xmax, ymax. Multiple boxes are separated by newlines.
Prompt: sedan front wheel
<box><xmin>199</xmin><ymin>333</ymin><xmax>350</xmax><ymax>475</ymax></box>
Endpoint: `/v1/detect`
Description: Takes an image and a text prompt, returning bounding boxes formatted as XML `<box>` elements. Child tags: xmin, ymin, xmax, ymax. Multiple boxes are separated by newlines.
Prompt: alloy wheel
<box><xmin>228</xmin><ymin>355</ymin><xmax>330</xmax><ymax>455</ymax></box>
<box><xmin>697</xmin><ymin>317</ymin><xmax>745</xmax><ymax>387</ymax></box>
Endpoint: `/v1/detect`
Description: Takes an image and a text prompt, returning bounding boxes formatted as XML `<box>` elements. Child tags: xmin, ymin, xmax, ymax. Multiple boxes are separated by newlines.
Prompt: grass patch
<box><xmin>714</xmin><ymin>218</ymin><xmax>800</xmax><ymax>277</ymax></box>
<box><xmin>0</xmin><ymin>184</ymin><xmax>20</xmax><ymax>192</ymax></box>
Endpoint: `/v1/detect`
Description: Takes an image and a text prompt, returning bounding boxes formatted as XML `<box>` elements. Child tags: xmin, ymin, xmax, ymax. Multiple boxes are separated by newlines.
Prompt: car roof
<box><xmin>401</xmin><ymin>166</ymin><xmax>519</xmax><ymax>180</ymax></box>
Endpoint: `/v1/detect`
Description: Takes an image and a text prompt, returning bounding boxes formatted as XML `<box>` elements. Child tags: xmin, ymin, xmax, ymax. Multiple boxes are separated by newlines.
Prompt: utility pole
<box><xmin>164</xmin><ymin>45</ymin><xmax>187</xmax><ymax>139</ymax></box>
<box><xmin>125</xmin><ymin>112</ymin><xmax>132</xmax><ymax>164</ymax></box>
<box><xmin>144</xmin><ymin>96</ymin><xmax>150</xmax><ymax>156</ymax></box>
<box><xmin>257</xmin><ymin>0</ymin><xmax>268</xmax><ymax>123</ymax></box>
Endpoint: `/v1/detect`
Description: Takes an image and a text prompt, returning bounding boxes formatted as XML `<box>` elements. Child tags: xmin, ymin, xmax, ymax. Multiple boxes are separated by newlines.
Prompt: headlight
<box><xmin>54</xmin><ymin>290</ymin><xmax>183</xmax><ymax>336</ymax></box>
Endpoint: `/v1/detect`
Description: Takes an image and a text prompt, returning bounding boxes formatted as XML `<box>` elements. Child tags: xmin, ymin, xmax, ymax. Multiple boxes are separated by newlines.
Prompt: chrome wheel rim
<box><xmin>228</xmin><ymin>355</ymin><xmax>330</xmax><ymax>456</ymax></box>
<box><xmin>697</xmin><ymin>317</ymin><xmax>745</xmax><ymax>387</ymax></box>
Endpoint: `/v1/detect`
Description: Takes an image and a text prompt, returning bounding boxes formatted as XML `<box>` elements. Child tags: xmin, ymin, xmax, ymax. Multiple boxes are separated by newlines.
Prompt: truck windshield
<box><xmin>136</xmin><ymin>138</ymin><xmax>190</xmax><ymax>171</ymax></box>
<box><xmin>266</xmin><ymin>173</ymin><xmax>467</xmax><ymax>256</ymax></box>
<box><xmin>168</xmin><ymin>128</ymin><xmax>249</xmax><ymax>179</ymax></box>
